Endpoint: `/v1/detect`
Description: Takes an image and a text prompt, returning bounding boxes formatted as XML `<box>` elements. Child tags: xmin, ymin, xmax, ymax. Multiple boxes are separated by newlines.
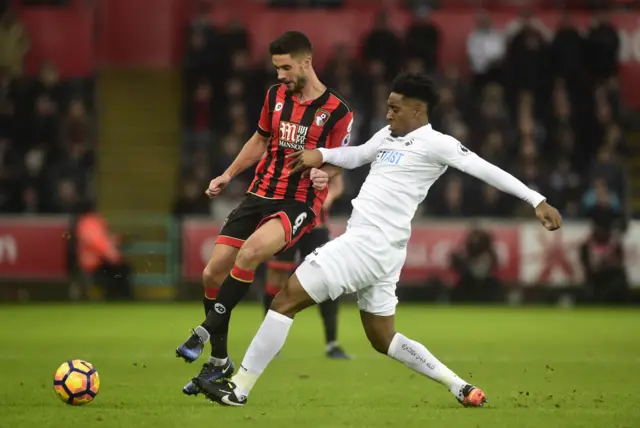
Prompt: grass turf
<box><xmin>0</xmin><ymin>303</ymin><xmax>638</xmax><ymax>428</ymax></box>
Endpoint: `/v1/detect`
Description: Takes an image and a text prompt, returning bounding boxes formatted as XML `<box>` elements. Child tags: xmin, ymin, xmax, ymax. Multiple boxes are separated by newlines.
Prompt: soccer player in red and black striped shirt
<box><xmin>177</xmin><ymin>31</ymin><xmax>354</xmax><ymax>394</ymax></box>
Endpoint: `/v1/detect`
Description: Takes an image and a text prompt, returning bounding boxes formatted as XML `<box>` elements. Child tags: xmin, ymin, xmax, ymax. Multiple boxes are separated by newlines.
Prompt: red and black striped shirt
<box><xmin>249</xmin><ymin>84</ymin><xmax>353</xmax><ymax>223</ymax></box>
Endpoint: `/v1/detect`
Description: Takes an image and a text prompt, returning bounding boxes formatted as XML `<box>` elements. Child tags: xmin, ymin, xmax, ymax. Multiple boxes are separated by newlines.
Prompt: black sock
<box><xmin>201</xmin><ymin>266</ymin><xmax>254</xmax><ymax>336</ymax></box>
<box><xmin>319</xmin><ymin>298</ymin><xmax>339</xmax><ymax>345</ymax></box>
<box><xmin>203</xmin><ymin>298</ymin><xmax>230</xmax><ymax>360</ymax></box>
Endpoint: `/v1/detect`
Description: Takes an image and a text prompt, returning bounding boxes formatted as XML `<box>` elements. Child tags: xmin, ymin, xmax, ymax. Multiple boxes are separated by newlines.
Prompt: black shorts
<box><xmin>268</xmin><ymin>226</ymin><xmax>330</xmax><ymax>271</ymax></box>
<box><xmin>216</xmin><ymin>193</ymin><xmax>316</xmax><ymax>252</ymax></box>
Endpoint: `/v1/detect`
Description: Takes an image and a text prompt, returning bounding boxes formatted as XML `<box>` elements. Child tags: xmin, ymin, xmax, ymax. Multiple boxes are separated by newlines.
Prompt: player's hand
<box><xmin>205</xmin><ymin>174</ymin><xmax>231</xmax><ymax>198</ymax></box>
<box><xmin>287</xmin><ymin>149</ymin><xmax>324</xmax><ymax>174</ymax></box>
<box><xmin>535</xmin><ymin>201</ymin><xmax>563</xmax><ymax>231</ymax></box>
<box><xmin>309</xmin><ymin>168</ymin><xmax>329</xmax><ymax>190</ymax></box>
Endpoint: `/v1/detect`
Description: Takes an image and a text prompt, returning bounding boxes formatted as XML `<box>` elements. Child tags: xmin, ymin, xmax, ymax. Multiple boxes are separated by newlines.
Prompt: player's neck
<box><xmin>296</xmin><ymin>74</ymin><xmax>326</xmax><ymax>103</ymax></box>
<box><xmin>396</xmin><ymin>119</ymin><xmax>430</xmax><ymax>137</ymax></box>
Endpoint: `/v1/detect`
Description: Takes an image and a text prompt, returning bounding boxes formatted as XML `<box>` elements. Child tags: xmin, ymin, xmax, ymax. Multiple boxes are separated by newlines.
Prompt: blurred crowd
<box><xmin>175</xmin><ymin>5</ymin><xmax>630</xmax><ymax>227</ymax></box>
<box><xmin>0</xmin><ymin>7</ymin><xmax>95</xmax><ymax>215</ymax></box>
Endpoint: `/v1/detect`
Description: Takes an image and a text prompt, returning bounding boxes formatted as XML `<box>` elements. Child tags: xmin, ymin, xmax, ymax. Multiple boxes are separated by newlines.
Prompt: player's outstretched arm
<box><xmin>433</xmin><ymin>137</ymin><xmax>562</xmax><ymax>231</ymax></box>
<box><xmin>288</xmin><ymin>135</ymin><xmax>384</xmax><ymax>173</ymax></box>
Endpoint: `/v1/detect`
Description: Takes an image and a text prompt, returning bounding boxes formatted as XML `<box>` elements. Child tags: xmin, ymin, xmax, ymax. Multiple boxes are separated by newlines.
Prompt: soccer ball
<box><xmin>53</xmin><ymin>360</ymin><xmax>100</xmax><ymax>405</ymax></box>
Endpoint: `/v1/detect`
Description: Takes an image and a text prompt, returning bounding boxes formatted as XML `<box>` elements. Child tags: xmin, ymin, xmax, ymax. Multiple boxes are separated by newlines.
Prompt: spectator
<box><xmin>0</xmin><ymin>67</ymin><xmax>14</xmax><ymax>140</ymax></box>
<box><xmin>449</xmin><ymin>227</ymin><xmax>503</xmax><ymax>303</ymax></box>
<box><xmin>31</xmin><ymin>93</ymin><xmax>58</xmax><ymax>150</ymax></box>
<box><xmin>0</xmin><ymin>8</ymin><xmax>29</xmax><ymax>78</ymax></box>
<box><xmin>33</xmin><ymin>61</ymin><xmax>64</xmax><ymax>108</ymax></box>
<box><xmin>75</xmin><ymin>202</ymin><xmax>133</xmax><ymax>300</ymax></box>
<box><xmin>50</xmin><ymin>178</ymin><xmax>80</xmax><ymax>214</ymax></box>
<box><xmin>590</xmin><ymin>147</ymin><xmax>626</xmax><ymax>203</ymax></box>
<box><xmin>584</xmin><ymin>12</ymin><xmax>620</xmax><ymax>84</ymax></box>
<box><xmin>547</xmin><ymin>157</ymin><xmax>582</xmax><ymax>213</ymax></box>
<box><xmin>184</xmin><ymin>80</ymin><xmax>213</xmax><ymax>145</ymax></box>
<box><xmin>504</xmin><ymin>8</ymin><xmax>552</xmax><ymax>42</ymax></box>
<box><xmin>467</xmin><ymin>11</ymin><xmax>505</xmax><ymax>96</ymax></box>
<box><xmin>221</xmin><ymin>18</ymin><xmax>249</xmax><ymax>60</ymax></box>
<box><xmin>183</xmin><ymin>28</ymin><xmax>215</xmax><ymax>86</ymax></box>
<box><xmin>581</xmin><ymin>177</ymin><xmax>623</xmax><ymax>226</ymax></box>
<box><xmin>507</xmin><ymin>19</ymin><xmax>551</xmax><ymax>109</ymax></box>
<box><xmin>0</xmin><ymin>136</ymin><xmax>20</xmax><ymax>211</ymax></box>
<box><xmin>61</xmin><ymin>99</ymin><xmax>90</xmax><ymax>147</ymax></box>
<box><xmin>404</xmin><ymin>9</ymin><xmax>440</xmax><ymax>73</ymax></box>
<box><xmin>361</xmin><ymin>11</ymin><xmax>401</xmax><ymax>79</ymax></box>
<box><xmin>550</xmin><ymin>13</ymin><xmax>584</xmax><ymax>83</ymax></box>
<box><xmin>579</xmin><ymin>220</ymin><xmax>628</xmax><ymax>304</ymax></box>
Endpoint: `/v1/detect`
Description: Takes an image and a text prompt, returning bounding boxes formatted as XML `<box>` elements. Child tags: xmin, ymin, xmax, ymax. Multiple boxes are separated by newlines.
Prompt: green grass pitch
<box><xmin>1</xmin><ymin>303</ymin><xmax>639</xmax><ymax>428</ymax></box>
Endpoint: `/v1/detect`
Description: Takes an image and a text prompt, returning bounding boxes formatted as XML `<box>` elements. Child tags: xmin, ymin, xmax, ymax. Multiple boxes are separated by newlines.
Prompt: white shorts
<box><xmin>295</xmin><ymin>225</ymin><xmax>406</xmax><ymax>316</ymax></box>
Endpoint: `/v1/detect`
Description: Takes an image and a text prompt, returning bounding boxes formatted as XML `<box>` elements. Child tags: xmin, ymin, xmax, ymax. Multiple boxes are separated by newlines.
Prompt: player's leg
<box><xmin>182</xmin><ymin>243</ymin><xmax>238</xmax><ymax>395</ymax></box>
<box><xmin>176</xmin><ymin>195</ymin><xmax>265</xmax><ymax>364</ymax></box>
<box><xmin>179</xmin><ymin>196</ymin><xmax>268</xmax><ymax>392</ymax></box>
<box><xmin>300</xmin><ymin>227</ymin><xmax>350</xmax><ymax>359</ymax></box>
<box><xmin>177</xmin><ymin>200</ymin><xmax>315</xmax><ymax>364</ymax></box>
<box><xmin>178</xmin><ymin>218</ymin><xmax>287</xmax><ymax>361</ymax></box>
<box><xmin>357</xmin><ymin>284</ymin><xmax>487</xmax><ymax>407</ymax></box>
<box><xmin>196</xmin><ymin>270</ymin><xmax>318</xmax><ymax>406</ymax></box>
<box><xmin>196</xmin><ymin>233</ymin><xmax>359</xmax><ymax>406</ymax></box>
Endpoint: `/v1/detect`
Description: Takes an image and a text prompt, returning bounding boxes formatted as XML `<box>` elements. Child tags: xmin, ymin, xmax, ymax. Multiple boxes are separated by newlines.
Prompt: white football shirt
<box><xmin>318</xmin><ymin>124</ymin><xmax>545</xmax><ymax>247</ymax></box>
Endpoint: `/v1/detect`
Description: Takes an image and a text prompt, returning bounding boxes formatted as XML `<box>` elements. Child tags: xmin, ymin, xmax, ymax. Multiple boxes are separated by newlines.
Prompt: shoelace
<box><xmin>185</xmin><ymin>330</ymin><xmax>204</xmax><ymax>347</ymax></box>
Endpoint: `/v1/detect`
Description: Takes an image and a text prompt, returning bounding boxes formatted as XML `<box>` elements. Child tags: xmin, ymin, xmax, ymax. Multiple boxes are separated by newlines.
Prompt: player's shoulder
<box><xmin>265</xmin><ymin>83</ymin><xmax>285</xmax><ymax>98</ymax></box>
<box><xmin>325</xmin><ymin>88</ymin><xmax>353</xmax><ymax>120</ymax></box>
<box><xmin>412</xmin><ymin>124</ymin><xmax>461</xmax><ymax>152</ymax></box>
<box><xmin>327</xmin><ymin>88</ymin><xmax>352</xmax><ymax>112</ymax></box>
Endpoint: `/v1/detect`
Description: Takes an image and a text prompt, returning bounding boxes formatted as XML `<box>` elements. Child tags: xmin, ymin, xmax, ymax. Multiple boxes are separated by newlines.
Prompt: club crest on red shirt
<box><xmin>314</xmin><ymin>109</ymin><xmax>330</xmax><ymax>127</ymax></box>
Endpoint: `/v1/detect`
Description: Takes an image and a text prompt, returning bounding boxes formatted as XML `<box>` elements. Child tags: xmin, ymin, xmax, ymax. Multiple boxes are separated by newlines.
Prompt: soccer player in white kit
<box><xmin>195</xmin><ymin>72</ymin><xmax>563</xmax><ymax>407</ymax></box>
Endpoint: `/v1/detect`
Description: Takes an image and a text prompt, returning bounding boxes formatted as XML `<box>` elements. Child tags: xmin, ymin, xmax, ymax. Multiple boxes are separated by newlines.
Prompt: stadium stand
<box><xmin>0</xmin><ymin>6</ymin><xmax>96</xmax><ymax>215</ymax></box>
<box><xmin>175</xmin><ymin>0</ymin><xmax>630</xmax><ymax>232</ymax></box>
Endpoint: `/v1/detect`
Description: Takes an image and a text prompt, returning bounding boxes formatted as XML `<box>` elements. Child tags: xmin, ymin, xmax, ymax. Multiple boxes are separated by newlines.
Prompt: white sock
<box><xmin>232</xmin><ymin>310</ymin><xmax>294</xmax><ymax>397</ymax></box>
<box><xmin>209</xmin><ymin>356</ymin><xmax>228</xmax><ymax>367</ymax></box>
<box><xmin>387</xmin><ymin>333</ymin><xmax>468</xmax><ymax>401</ymax></box>
<box><xmin>325</xmin><ymin>341</ymin><xmax>339</xmax><ymax>352</ymax></box>
<box><xmin>194</xmin><ymin>325</ymin><xmax>210</xmax><ymax>342</ymax></box>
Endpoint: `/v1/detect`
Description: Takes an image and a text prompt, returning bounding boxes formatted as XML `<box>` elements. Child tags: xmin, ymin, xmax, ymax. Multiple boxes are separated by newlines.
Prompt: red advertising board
<box><xmin>2</xmin><ymin>216</ymin><xmax>639</xmax><ymax>289</ymax></box>
<box><xmin>0</xmin><ymin>218</ymin><xmax>69</xmax><ymax>280</ymax></box>
<box><xmin>181</xmin><ymin>219</ymin><xmax>520</xmax><ymax>285</ymax></box>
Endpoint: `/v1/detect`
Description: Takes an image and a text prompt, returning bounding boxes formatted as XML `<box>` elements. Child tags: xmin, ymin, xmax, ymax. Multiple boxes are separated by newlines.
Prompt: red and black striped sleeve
<box><xmin>325</xmin><ymin>92</ymin><xmax>353</xmax><ymax>149</ymax></box>
<box><xmin>327</xmin><ymin>110</ymin><xmax>354</xmax><ymax>148</ymax></box>
<box><xmin>257</xmin><ymin>84</ymin><xmax>280</xmax><ymax>138</ymax></box>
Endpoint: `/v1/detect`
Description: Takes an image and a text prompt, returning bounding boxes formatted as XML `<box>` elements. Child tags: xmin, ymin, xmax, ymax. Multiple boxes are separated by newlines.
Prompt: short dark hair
<box><xmin>391</xmin><ymin>72</ymin><xmax>440</xmax><ymax>111</ymax></box>
<box><xmin>269</xmin><ymin>31</ymin><xmax>313</xmax><ymax>57</ymax></box>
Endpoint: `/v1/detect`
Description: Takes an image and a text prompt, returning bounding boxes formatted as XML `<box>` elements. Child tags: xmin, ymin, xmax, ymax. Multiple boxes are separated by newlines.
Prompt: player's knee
<box><xmin>270</xmin><ymin>275</ymin><xmax>311</xmax><ymax>317</ymax></box>
<box><xmin>202</xmin><ymin>266</ymin><xmax>221</xmax><ymax>289</ymax></box>
<box><xmin>367</xmin><ymin>334</ymin><xmax>392</xmax><ymax>355</ymax></box>
<box><xmin>270</xmin><ymin>288</ymin><xmax>298</xmax><ymax>317</ymax></box>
